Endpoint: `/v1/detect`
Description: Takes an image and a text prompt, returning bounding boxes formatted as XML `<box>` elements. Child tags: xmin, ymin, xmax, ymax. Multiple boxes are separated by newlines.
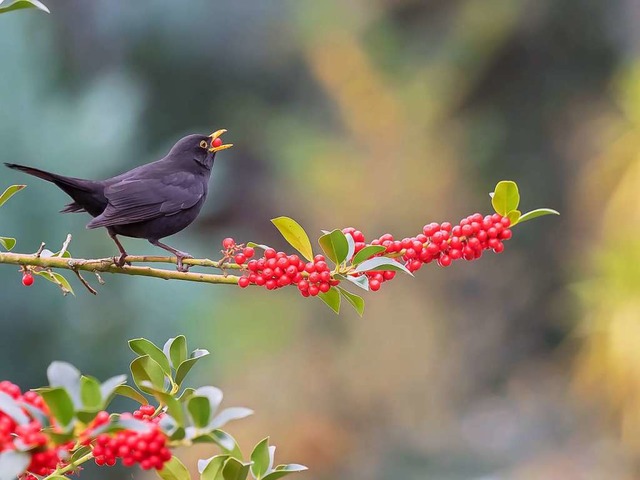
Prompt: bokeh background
<box><xmin>1</xmin><ymin>0</ymin><xmax>639</xmax><ymax>478</ymax></box>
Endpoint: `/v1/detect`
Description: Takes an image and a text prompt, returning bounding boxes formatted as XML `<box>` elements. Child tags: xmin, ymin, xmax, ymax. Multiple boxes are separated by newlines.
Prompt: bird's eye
<box><xmin>199</xmin><ymin>140</ymin><xmax>208</xmax><ymax>149</ymax></box>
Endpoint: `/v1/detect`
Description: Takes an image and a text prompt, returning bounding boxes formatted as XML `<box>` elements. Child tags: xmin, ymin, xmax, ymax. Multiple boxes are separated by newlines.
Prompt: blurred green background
<box><xmin>1</xmin><ymin>0</ymin><xmax>639</xmax><ymax>478</ymax></box>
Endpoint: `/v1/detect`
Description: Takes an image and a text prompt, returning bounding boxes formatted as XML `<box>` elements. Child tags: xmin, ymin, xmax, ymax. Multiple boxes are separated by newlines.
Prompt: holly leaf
<box><xmin>251</xmin><ymin>437</ymin><xmax>270</xmax><ymax>479</ymax></box>
<box><xmin>507</xmin><ymin>209</ymin><xmax>521</xmax><ymax>226</ymax></box>
<box><xmin>491</xmin><ymin>181</ymin><xmax>520</xmax><ymax>216</ymax></box>
<box><xmin>271</xmin><ymin>217</ymin><xmax>313</xmax><ymax>261</ymax></box>
<box><xmin>517</xmin><ymin>208</ymin><xmax>560</xmax><ymax>225</ymax></box>
<box><xmin>156</xmin><ymin>455</ymin><xmax>192</xmax><ymax>480</ymax></box>
<box><xmin>263</xmin><ymin>464</ymin><xmax>308</xmax><ymax>480</ymax></box>
<box><xmin>0</xmin><ymin>185</ymin><xmax>25</xmax><ymax>207</ymax></box>
<box><xmin>337</xmin><ymin>287</ymin><xmax>364</xmax><ymax>316</ymax></box>
<box><xmin>0</xmin><ymin>237</ymin><xmax>16</xmax><ymax>251</ymax></box>
<box><xmin>318</xmin><ymin>286</ymin><xmax>341</xmax><ymax>314</ymax></box>
<box><xmin>354</xmin><ymin>257</ymin><xmax>412</xmax><ymax>275</ymax></box>
<box><xmin>318</xmin><ymin>229</ymin><xmax>349</xmax><ymax>265</ymax></box>
<box><xmin>175</xmin><ymin>349</ymin><xmax>209</xmax><ymax>386</ymax></box>
<box><xmin>0</xmin><ymin>451</ymin><xmax>30</xmax><ymax>479</ymax></box>
<box><xmin>113</xmin><ymin>385</ymin><xmax>148</xmax><ymax>405</ymax></box>
<box><xmin>34</xmin><ymin>271</ymin><xmax>75</xmax><ymax>296</ymax></box>
<box><xmin>352</xmin><ymin>245</ymin><xmax>386</xmax><ymax>265</ymax></box>
<box><xmin>129</xmin><ymin>338</ymin><xmax>172</xmax><ymax>376</ymax></box>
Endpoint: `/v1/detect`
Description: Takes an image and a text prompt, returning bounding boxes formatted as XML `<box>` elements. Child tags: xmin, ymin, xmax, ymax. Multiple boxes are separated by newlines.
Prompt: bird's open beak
<box><xmin>208</xmin><ymin>129</ymin><xmax>233</xmax><ymax>153</ymax></box>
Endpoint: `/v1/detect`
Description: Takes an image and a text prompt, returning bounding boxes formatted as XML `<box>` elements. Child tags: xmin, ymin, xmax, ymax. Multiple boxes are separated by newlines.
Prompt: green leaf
<box><xmin>517</xmin><ymin>208</ymin><xmax>560</xmax><ymax>225</ymax></box>
<box><xmin>0</xmin><ymin>451</ymin><xmax>30</xmax><ymax>479</ymax></box>
<box><xmin>130</xmin><ymin>355</ymin><xmax>166</xmax><ymax>394</ymax></box>
<box><xmin>188</xmin><ymin>396</ymin><xmax>211</xmax><ymax>428</ymax></box>
<box><xmin>336</xmin><ymin>287</ymin><xmax>365</xmax><ymax>316</ymax></box>
<box><xmin>113</xmin><ymin>385</ymin><xmax>148</xmax><ymax>405</ymax></box>
<box><xmin>175</xmin><ymin>349</ymin><xmax>210</xmax><ymax>386</ymax></box>
<box><xmin>199</xmin><ymin>454</ymin><xmax>229</xmax><ymax>479</ymax></box>
<box><xmin>99</xmin><ymin>374</ymin><xmax>127</xmax><ymax>402</ymax></box>
<box><xmin>318</xmin><ymin>286</ymin><xmax>341</xmax><ymax>314</ymax></box>
<box><xmin>192</xmin><ymin>386</ymin><xmax>223</xmax><ymax>414</ymax></box>
<box><xmin>70</xmin><ymin>445</ymin><xmax>92</xmax><ymax>463</ymax></box>
<box><xmin>166</xmin><ymin>336</ymin><xmax>188</xmax><ymax>370</ymax></box>
<box><xmin>130</xmin><ymin>338</ymin><xmax>172</xmax><ymax>376</ymax></box>
<box><xmin>221</xmin><ymin>457</ymin><xmax>251</xmax><ymax>480</ymax></box>
<box><xmin>344</xmin><ymin>232</ymin><xmax>355</xmax><ymax>262</ymax></box>
<box><xmin>251</xmin><ymin>437</ymin><xmax>271</xmax><ymax>480</ymax></box>
<box><xmin>210</xmin><ymin>407</ymin><xmax>254</xmax><ymax>429</ymax></box>
<box><xmin>0</xmin><ymin>185</ymin><xmax>25</xmax><ymax>207</ymax></box>
<box><xmin>34</xmin><ymin>271</ymin><xmax>75</xmax><ymax>296</ymax></box>
<box><xmin>80</xmin><ymin>376</ymin><xmax>102</xmax><ymax>410</ymax></box>
<box><xmin>271</xmin><ymin>216</ymin><xmax>313</xmax><ymax>261</ymax></box>
<box><xmin>491</xmin><ymin>180</ymin><xmax>520</xmax><ymax>216</ymax></box>
<box><xmin>210</xmin><ymin>429</ymin><xmax>244</xmax><ymax>459</ymax></box>
<box><xmin>341</xmin><ymin>274</ymin><xmax>369</xmax><ymax>291</ymax></box>
<box><xmin>46</xmin><ymin>361</ymin><xmax>81</xmax><ymax>405</ymax></box>
<box><xmin>0</xmin><ymin>391</ymin><xmax>29</xmax><ymax>424</ymax></box>
<box><xmin>39</xmin><ymin>387</ymin><xmax>75</xmax><ymax>427</ymax></box>
<box><xmin>143</xmin><ymin>385</ymin><xmax>185</xmax><ymax>427</ymax></box>
<box><xmin>318</xmin><ymin>229</ymin><xmax>349</xmax><ymax>264</ymax></box>
<box><xmin>354</xmin><ymin>257</ymin><xmax>412</xmax><ymax>276</ymax></box>
<box><xmin>246</xmin><ymin>242</ymin><xmax>271</xmax><ymax>250</ymax></box>
<box><xmin>157</xmin><ymin>455</ymin><xmax>192</xmax><ymax>480</ymax></box>
<box><xmin>0</xmin><ymin>237</ymin><xmax>16</xmax><ymax>251</ymax></box>
<box><xmin>263</xmin><ymin>465</ymin><xmax>308</xmax><ymax>480</ymax></box>
<box><xmin>507</xmin><ymin>209</ymin><xmax>521</xmax><ymax>226</ymax></box>
<box><xmin>0</xmin><ymin>0</ymin><xmax>49</xmax><ymax>14</ymax></box>
<box><xmin>352</xmin><ymin>245</ymin><xmax>386</xmax><ymax>265</ymax></box>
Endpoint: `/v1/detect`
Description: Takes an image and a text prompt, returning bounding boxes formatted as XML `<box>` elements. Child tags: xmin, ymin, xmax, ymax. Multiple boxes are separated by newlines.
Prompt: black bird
<box><xmin>5</xmin><ymin>130</ymin><xmax>232</xmax><ymax>271</ymax></box>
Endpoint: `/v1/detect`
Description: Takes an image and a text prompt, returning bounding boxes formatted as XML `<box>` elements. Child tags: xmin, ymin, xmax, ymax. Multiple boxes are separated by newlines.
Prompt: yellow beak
<box><xmin>208</xmin><ymin>129</ymin><xmax>233</xmax><ymax>153</ymax></box>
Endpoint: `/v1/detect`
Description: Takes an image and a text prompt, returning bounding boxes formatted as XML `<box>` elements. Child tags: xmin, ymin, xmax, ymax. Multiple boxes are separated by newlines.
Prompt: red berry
<box><xmin>234</xmin><ymin>254</ymin><xmax>246</xmax><ymax>265</ymax></box>
<box><xmin>212</xmin><ymin>137</ymin><xmax>223</xmax><ymax>148</ymax></box>
<box><xmin>238</xmin><ymin>276</ymin><xmax>250</xmax><ymax>288</ymax></box>
<box><xmin>243</xmin><ymin>247</ymin><xmax>255</xmax><ymax>258</ymax></box>
<box><xmin>369</xmin><ymin>279</ymin><xmax>381</xmax><ymax>291</ymax></box>
<box><xmin>22</xmin><ymin>273</ymin><xmax>34</xmax><ymax>286</ymax></box>
<box><xmin>222</xmin><ymin>237</ymin><xmax>235</xmax><ymax>249</ymax></box>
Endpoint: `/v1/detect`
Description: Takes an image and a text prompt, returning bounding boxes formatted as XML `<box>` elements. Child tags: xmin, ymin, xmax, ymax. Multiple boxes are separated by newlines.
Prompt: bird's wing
<box><xmin>87</xmin><ymin>171</ymin><xmax>204</xmax><ymax>228</ymax></box>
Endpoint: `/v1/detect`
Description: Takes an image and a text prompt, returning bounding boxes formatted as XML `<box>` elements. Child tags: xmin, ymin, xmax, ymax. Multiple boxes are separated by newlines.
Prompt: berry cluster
<box><xmin>91</xmin><ymin>406</ymin><xmax>171</xmax><ymax>470</ymax></box>
<box><xmin>0</xmin><ymin>381</ymin><xmax>71</xmax><ymax>480</ymax></box>
<box><xmin>222</xmin><ymin>237</ymin><xmax>255</xmax><ymax>265</ymax></box>
<box><xmin>233</xmin><ymin>213</ymin><xmax>513</xmax><ymax>294</ymax></box>
<box><xmin>237</xmin><ymin>245</ymin><xmax>338</xmax><ymax>296</ymax></box>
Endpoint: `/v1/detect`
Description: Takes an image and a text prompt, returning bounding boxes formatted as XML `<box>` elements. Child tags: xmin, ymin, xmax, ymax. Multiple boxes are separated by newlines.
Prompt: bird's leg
<box><xmin>149</xmin><ymin>239</ymin><xmax>193</xmax><ymax>272</ymax></box>
<box><xmin>108</xmin><ymin>231</ymin><xmax>130</xmax><ymax>267</ymax></box>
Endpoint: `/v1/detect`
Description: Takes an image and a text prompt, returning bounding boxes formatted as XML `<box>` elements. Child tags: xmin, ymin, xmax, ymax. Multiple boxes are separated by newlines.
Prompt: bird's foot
<box><xmin>113</xmin><ymin>253</ymin><xmax>131</xmax><ymax>268</ymax></box>
<box><xmin>176</xmin><ymin>252</ymin><xmax>193</xmax><ymax>272</ymax></box>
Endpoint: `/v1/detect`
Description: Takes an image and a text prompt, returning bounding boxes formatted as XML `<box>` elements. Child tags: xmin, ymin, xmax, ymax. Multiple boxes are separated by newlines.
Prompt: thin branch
<box><xmin>0</xmin><ymin>252</ymin><xmax>240</xmax><ymax>285</ymax></box>
<box><xmin>72</xmin><ymin>269</ymin><xmax>98</xmax><ymax>295</ymax></box>
<box><xmin>57</xmin><ymin>234</ymin><xmax>72</xmax><ymax>257</ymax></box>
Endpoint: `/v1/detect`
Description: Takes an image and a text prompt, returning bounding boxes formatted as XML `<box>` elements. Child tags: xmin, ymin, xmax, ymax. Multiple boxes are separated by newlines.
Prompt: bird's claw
<box><xmin>176</xmin><ymin>253</ymin><xmax>193</xmax><ymax>272</ymax></box>
<box><xmin>114</xmin><ymin>253</ymin><xmax>131</xmax><ymax>268</ymax></box>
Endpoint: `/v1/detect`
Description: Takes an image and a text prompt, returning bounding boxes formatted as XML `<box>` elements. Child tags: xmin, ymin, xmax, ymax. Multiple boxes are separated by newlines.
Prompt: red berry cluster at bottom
<box><xmin>92</xmin><ymin>407</ymin><xmax>171</xmax><ymax>470</ymax></box>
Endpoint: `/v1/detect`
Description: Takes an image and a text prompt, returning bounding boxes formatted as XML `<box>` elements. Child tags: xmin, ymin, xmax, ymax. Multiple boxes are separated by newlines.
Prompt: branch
<box><xmin>0</xmin><ymin>252</ymin><xmax>240</xmax><ymax>285</ymax></box>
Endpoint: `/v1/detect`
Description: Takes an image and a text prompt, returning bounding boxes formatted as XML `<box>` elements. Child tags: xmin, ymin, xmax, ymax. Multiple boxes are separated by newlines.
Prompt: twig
<box><xmin>34</xmin><ymin>242</ymin><xmax>46</xmax><ymax>257</ymax></box>
<box><xmin>72</xmin><ymin>268</ymin><xmax>97</xmax><ymax>295</ymax></box>
<box><xmin>58</xmin><ymin>234</ymin><xmax>72</xmax><ymax>258</ymax></box>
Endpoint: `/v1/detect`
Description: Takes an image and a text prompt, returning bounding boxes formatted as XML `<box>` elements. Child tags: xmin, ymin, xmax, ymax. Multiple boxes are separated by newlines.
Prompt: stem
<box><xmin>43</xmin><ymin>451</ymin><xmax>94</xmax><ymax>479</ymax></box>
<box><xmin>0</xmin><ymin>252</ymin><xmax>240</xmax><ymax>285</ymax></box>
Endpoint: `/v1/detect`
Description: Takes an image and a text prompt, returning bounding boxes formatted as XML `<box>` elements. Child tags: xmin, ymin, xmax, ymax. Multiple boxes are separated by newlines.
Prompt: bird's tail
<box><xmin>4</xmin><ymin>163</ymin><xmax>100</xmax><ymax>214</ymax></box>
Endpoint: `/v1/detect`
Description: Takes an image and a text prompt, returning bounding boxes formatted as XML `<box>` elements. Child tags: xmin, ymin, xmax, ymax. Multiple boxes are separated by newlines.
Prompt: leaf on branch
<box><xmin>0</xmin><ymin>0</ymin><xmax>49</xmax><ymax>14</ymax></box>
<box><xmin>113</xmin><ymin>384</ymin><xmax>148</xmax><ymax>405</ymax></box>
<box><xmin>199</xmin><ymin>454</ymin><xmax>229</xmax><ymax>478</ymax></box>
<box><xmin>507</xmin><ymin>209</ymin><xmax>521</xmax><ymax>226</ymax></box>
<box><xmin>164</xmin><ymin>336</ymin><xmax>188</xmax><ymax>370</ymax></box>
<box><xmin>318</xmin><ymin>229</ymin><xmax>349</xmax><ymax>265</ymax></box>
<box><xmin>156</xmin><ymin>455</ymin><xmax>192</xmax><ymax>480</ymax></box>
<box><xmin>263</xmin><ymin>464</ymin><xmax>308</xmax><ymax>480</ymax></box>
<box><xmin>221</xmin><ymin>457</ymin><xmax>251</xmax><ymax>480</ymax></box>
<box><xmin>38</xmin><ymin>387</ymin><xmax>75</xmax><ymax>428</ymax></box>
<box><xmin>318</xmin><ymin>286</ymin><xmax>341</xmax><ymax>314</ymax></box>
<box><xmin>271</xmin><ymin>216</ymin><xmax>314</xmax><ymax>261</ymax></box>
<box><xmin>517</xmin><ymin>208</ymin><xmax>560</xmax><ymax>225</ymax></box>
<box><xmin>353</xmin><ymin>257</ymin><xmax>412</xmax><ymax>276</ymax></box>
<box><xmin>0</xmin><ymin>237</ymin><xmax>16</xmax><ymax>251</ymax></box>
<box><xmin>46</xmin><ymin>361</ymin><xmax>81</xmax><ymax>406</ymax></box>
<box><xmin>351</xmin><ymin>245</ymin><xmax>386</xmax><ymax>265</ymax></box>
<box><xmin>491</xmin><ymin>181</ymin><xmax>520</xmax><ymax>216</ymax></box>
<box><xmin>129</xmin><ymin>338</ymin><xmax>172</xmax><ymax>376</ymax></box>
<box><xmin>130</xmin><ymin>355</ymin><xmax>166</xmax><ymax>394</ymax></box>
<box><xmin>34</xmin><ymin>271</ymin><xmax>75</xmax><ymax>296</ymax></box>
<box><xmin>0</xmin><ymin>185</ymin><xmax>25</xmax><ymax>207</ymax></box>
<box><xmin>337</xmin><ymin>287</ymin><xmax>365</xmax><ymax>316</ymax></box>
<box><xmin>79</xmin><ymin>375</ymin><xmax>102</xmax><ymax>410</ymax></box>
<box><xmin>0</xmin><ymin>451</ymin><xmax>30</xmax><ymax>479</ymax></box>
<box><xmin>174</xmin><ymin>349</ymin><xmax>209</xmax><ymax>386</ymax></box>
<box><xmin>251</xmin><ymin>437</ymin><xmax>271</xmax><ymax>480</ymax></box>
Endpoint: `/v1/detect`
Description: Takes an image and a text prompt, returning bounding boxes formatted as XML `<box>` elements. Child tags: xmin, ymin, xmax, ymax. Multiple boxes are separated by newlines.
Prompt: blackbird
<box><xmin>5</xmin><ymin>130</ymin><xmax>232</xmax><ymax>272</ymax></box>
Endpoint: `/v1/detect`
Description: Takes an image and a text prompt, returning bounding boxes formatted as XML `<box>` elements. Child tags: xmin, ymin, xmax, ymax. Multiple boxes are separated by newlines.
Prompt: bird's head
<box><xmin>170</xmin><ymin>130</ymin><xmax>233</xmax><ymax>170</ymax></box>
